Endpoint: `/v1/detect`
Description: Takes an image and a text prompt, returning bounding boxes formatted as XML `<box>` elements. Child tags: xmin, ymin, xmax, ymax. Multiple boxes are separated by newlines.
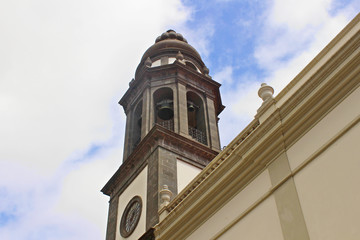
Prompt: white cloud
<box><xmin>213</xmin><ymin>66</ymin><xmax>233</xmax><ymax>85</ymax></box>
<box><xmin>0</xmin><ymin>0</ymin><xmax>190</xmax><ymax>239</ymax></box>
<box><xmin>217</xmin><ymin>69</ymin><xmax>263</xmax><ymax>145</ymax></box>
<box><xmin>262</xmin><ymin>0</ymin><xmax>357</xmax><ymax>91</ymax></box>
<box><xmin>0</xmin><ymin>0</ymin><xmax>190</xmax><ymax>174</ymax></box>
<box><xmin>217</xmin><ymin>0</ymin><xmax>358</xmax><ymax>145</ymax></box>
<box><xmin>269</xmin><ymin>0</ymin><xmax>332</xmax><ymax>30</ymax></box>
<box><xmin>175</xmin><ymin>9</ymin><xmax>216</xmax><ymax>60</ymax></box>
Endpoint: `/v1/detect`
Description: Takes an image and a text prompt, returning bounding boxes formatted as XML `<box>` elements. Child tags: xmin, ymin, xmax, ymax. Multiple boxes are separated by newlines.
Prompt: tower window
<box><xmin>153</xmin><ymin>88</ymin><xmax>174</xmax><ymax>131</ymax></box>
<box><xmin>187</xmin><ymin>91</ymin><xmax>207</xmax><ymax>145</ymax></box>
<box><xmin>185</xmin><ymin>61</ymin><xmax>197</xmax><ymax>71</ymax></box>
<box><xmin>132</xmin><ymin>101</ymin><xmax>142</xmax><ymax>150</ymax></box>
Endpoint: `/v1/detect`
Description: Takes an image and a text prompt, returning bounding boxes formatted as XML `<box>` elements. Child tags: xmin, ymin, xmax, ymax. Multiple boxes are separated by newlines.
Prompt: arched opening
<box><xmin>185</xmin><ymin>61</ymin><xmax>197</xmax><ymax>71</ymax></box>
<box><xmin>153</xmin><ymin>88</ymin><xmax>174</xmax><ymax>131</ymax></box>
<box><xmin>132</xmin><ymin>100</ymin><xmax>142</xmax><ymax>150</ymax></box>
<box><xmin>187</xmin><ymin>91</ymin><xmax>207</xmax><ymax>145</ymax></box>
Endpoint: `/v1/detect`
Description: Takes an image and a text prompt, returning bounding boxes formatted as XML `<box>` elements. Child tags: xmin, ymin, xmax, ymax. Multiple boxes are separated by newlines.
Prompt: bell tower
<box><xmin>102</xmin><ymin>30</ymin><xmax>224</xmax><ymax>240</ymax></box>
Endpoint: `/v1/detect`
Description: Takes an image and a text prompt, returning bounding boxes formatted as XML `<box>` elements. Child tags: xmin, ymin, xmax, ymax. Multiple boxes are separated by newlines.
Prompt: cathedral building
<box><xmin>102</xmin><ymin>13</ymin><xmax>360</xmax><ymax>240</ymax></box>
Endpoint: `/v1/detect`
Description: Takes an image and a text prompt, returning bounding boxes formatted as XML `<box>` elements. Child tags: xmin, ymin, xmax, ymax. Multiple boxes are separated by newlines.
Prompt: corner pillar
<box><xmin>177</xmin><ymin>82</ymin><xmax>188</xmax><ymax>136</ymax></box>
<box><xmin>205</xmin><ymin>97</ymin><xmax>221</xmax><ymax>151</ymax></box>
<box><xmin>105</xmin><ymin>196</ymin><xmax>119</xmax><ymax>240</ymax></box>
<box><xmin>142</xmin><ymin>87</ymin><xmax>151</xmax><ymax>138</ymax></box>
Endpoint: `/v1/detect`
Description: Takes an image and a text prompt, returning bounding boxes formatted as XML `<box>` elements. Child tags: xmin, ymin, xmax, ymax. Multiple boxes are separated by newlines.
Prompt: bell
<box><xmin>187</xmin><ymin>101</ymin><xmax>198</xmax><ymax>112</ymax></box>
<box><xmin>188</xmin><ymin>103</ymin><xmax>195</xmax><ymax>112</ymax></box>
<box><xmin>157</xmin><ymin>100</ymin><xmax>174</xmax><ymax>120</ymax></box>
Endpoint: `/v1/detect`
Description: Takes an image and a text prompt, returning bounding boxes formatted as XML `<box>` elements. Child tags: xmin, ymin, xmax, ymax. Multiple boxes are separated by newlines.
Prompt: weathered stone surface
<box><xmin>105</xmin><ymin>196</ymin><xmax>119</xmax><ymax>240</ymax></box>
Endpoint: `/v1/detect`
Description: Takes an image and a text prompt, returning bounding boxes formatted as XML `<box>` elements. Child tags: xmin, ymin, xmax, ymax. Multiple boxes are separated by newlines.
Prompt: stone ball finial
<box><xmin>129</xmin><ymin>78</ymin><xmax>135</xmax><ymax>86</ymax></box>
<box><xmin>155</xmin><ymin>36</ymin><xmax>161</xmax><ymax>42</ymax></box>
<box><xmin>168</xmin><ymin>30</ymin><xmax>177</xmax><ymax>39</ymax></box>
<box><xmin>145</xmin><ymin>57</ymin><xmax>152</xmax><ymax>67</ymax></box>
<box><xmin>258</xmin><ymin>83</ymin><xmax>274</xmax><ymax>101</ymax></box>
<box><xmin>160</xmin><ymin>185</ymin><xmax>173</xmax><ymax>206</ymax></box>
<box><xmin>176</xmin><ymin>51</ymin><xmax>184</xmax><ymax>61</ymax></box>
<box><xmin>161</xmin><ymin>31</ymin><xmax>170</xmax><ymax>40</ymax></box>
<box><xmin>176</xmin><ymin>33</ymin><xmax>184</xmax><ymax>41</ymax></box>
<box><xmin>203</xmin><ymin>66</ymin><xmax>209</xmax><ymax>75</ymax></box>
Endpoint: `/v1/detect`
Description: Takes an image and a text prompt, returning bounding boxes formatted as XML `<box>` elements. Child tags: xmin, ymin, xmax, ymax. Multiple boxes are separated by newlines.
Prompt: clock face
<box><xmin>120</xmin><ymin>196</ymin><xmax>142</xmax><ymax>238</ymax></box>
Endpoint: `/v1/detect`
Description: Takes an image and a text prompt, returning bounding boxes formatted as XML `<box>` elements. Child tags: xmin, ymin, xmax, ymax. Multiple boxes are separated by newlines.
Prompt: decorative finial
<box><xmin>258</xmin><ymin>83</ymin><xmax>274</xmax><ymax>101</ymax></box>
<box><xmin>168</xmin><ymin>30</ymin><xmax>177</xmax><ymax>39</ymax></box>
<box><xmin>176</xmin><ymin>51</ymin><xmax>184</xmax><ymax>61</ymax></box>
<box><xmin>203</xmin><ymin>66</ymin><xmax>209</xmax><ymax>75</ymax></box>
<box><xmin>155</xmin><ymin>30</ymin><xmax>188</xmax><ymax>43</ymax></box>
<box><xmin>160</xmin><ymin>185</ymin><xmax>172</xmax><ymax>207</ymax></box>
<box><xmin>129</xmin><ymin>78</ymin><xmax>135</xmax><ymax>86</ymax></box>
<box><xmin>145</xmin><ymin>57</ymin><xmax>152</xmax><ymax>67</ymax></box>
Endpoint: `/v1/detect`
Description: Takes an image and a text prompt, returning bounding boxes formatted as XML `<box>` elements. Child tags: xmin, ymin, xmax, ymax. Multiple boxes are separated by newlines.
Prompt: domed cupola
<box><xmin>119</xmin><ymin>28</ymin><xmax>224</xmax><ymax>160</ymax></box>
<box><xmin>135</xmin><ymin>30</ymin><xmax>209</xmax><ymax>78</ymax></box>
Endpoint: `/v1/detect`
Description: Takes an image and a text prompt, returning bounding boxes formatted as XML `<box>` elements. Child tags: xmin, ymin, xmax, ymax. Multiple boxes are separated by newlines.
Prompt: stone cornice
<box><xmin>101</xmin><ymin>124</ymin><xmax>219</xmax><ymax>197</ymax></box>
<box><xmin>166</xmin><ymin>119</ymin><xmax>260</xmax><ymax>211</ymax></box>
<box><xmin>119</xmin><ymin>61</ymin><xmax>225</xmax><ymax>115</ymax></box>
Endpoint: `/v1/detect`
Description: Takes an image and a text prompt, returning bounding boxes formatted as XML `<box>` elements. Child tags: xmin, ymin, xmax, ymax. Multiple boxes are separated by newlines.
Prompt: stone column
<box><xmin>206</xmin><ymin>97</ymin><xmax>221</xmax><ymax>151</ymax></box>
<box><xmin>177</xmin><ymin>82</ymin><xmax>188</xmax><ymax>136</ymax></box>
<box><xmin>105</xmin><ymin>196</ymin><xmax>119</xmax><ymax>240</ymax></box>
<box><xmin>149</xmin><ymin>88</ymin><xmax>155</xmax><ymax>131</ymax></box>
<box><xmin>141</xmin><ymin>88</ymin><xmax>151</xmax><ymax>138</ymax></box>
<box><xmin>172</xmin><ymin>83</ymin><xmax>179</xmax><ymax>133</ymax></box>
<box><xmin>123</xmin><ymin>109</ymin><xmax>132</xmax><ymax>161</ymax></box>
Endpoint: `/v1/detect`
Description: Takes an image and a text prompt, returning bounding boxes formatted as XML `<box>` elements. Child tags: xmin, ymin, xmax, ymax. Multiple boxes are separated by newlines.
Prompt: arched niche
<box><xmin>186</xmin><ymin>91</ymin><xmax>207</xmax><ymax>145</ymax></box>
<box><xmin>132</xmin><ymin>100</ymin><xmax>142</xmax><ymax>150</ymax></box>
<box><xmin>185</xmin><ymin>61</ymin><xmax>197</xmax><ymax>71</ymax></box>
<box><xmin>153</xmin><ymin>87</ymin><xmax>174</xmax><ymax>131</ymax></box>
<box><xmin>184</xmin><ymin>61</ymin><xmax>201</xmax><ymax>73</ymax></box>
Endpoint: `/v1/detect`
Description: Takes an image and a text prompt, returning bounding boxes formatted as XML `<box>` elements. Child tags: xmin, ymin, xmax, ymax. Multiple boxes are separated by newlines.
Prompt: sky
<box><xmin>0</xmin><ymin>0</ymin><xmax>358</xmax><ymax>239</ymax></box>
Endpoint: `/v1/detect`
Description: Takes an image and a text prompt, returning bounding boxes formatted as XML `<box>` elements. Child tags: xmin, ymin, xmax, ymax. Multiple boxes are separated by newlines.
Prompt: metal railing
<box><xmin>158</xmin><ymin>119</ymin><xmax>174</xmax><ymax>131</ymax></box>
<box><xmin>188</xmin><ymin>126</ymin><xmax>207</xmax><ymax>145</ymax></box>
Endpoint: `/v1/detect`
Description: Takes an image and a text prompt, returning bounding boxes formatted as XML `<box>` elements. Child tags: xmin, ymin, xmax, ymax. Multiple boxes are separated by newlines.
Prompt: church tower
<box><xmin>101</xmin><ymin>30</ymin><xmax>224</xmax><ymax>240</ymax></box>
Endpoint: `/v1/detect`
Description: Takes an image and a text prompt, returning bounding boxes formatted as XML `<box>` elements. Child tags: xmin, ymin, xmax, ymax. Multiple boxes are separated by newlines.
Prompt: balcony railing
<box><xmin>188</xmin><ymin>126</ymin><xmax>207</xmax><ymax>145</ymax></box>
<box><xmin>158</xmin><ymin>119</ymin><xmax>174</xmax><ymax>131</ymax></box>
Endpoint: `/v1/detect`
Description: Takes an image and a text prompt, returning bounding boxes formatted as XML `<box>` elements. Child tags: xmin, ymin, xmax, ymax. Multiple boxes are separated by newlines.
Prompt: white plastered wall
<box><xmin>183</xmin><ymin>86</ymin><xmax>359</xmax><ymax>240</ymax></box>
<box><xmin>219</xmin><ymin>195</ymin><xmax>284</xmax><ymax>240</ymax></box>
<box><xmin>115</xmin><ymin>166</ymin><xmax>148</xmax><ymax>240</ymax></box>
<box><xmin>289</xmin><ymin>86</ymin><xmax>360</xmax><ymax>239</ymax></box>
<box><xmin>177</xmin><ymin>160</ymin><xmax>201</xmax><ymax>193</ymax></box>
<box><xmin>185</xmin><ymin>170</ymin><xmax>283</xmax><ymax>240</ymax></box>
<box><xmin>294</xmin><ymin>122</ymin><xmax>360</xmax><ymax>240</ymax></box>
<box><xmin>287</xmin><ymin>86</ymin><xmax>360</xmax><ymax>171</ymax></box>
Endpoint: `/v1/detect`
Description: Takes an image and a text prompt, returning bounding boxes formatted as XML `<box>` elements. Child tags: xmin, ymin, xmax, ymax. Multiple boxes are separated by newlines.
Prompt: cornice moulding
<box><xmin>101</xmin><ymin>124</ymin><xmax>218</xmax><ymax>197</ymax></box>
<box><xmin>120</xmin><ymin>61</ymin><xmax>225</xmax><ymax>115</ymax></box>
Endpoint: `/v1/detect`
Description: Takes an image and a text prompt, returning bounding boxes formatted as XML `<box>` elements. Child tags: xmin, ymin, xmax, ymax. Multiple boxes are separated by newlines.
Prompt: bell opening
<box><xmin>157</xmin><ymin>99</ymin><xmax>174</xmax><ymax>121</ymax></box>
<box><xmin>158</xmin><ymin>108</ymin><xmax>173</xmax><ymax>120</ymax></box>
